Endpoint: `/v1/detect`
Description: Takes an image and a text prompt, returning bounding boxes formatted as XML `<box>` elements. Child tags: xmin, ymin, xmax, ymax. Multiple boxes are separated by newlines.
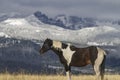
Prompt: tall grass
<box><xmin>0</xmin><ymin>73</ymin><xmax>119</xmax><ymax>80</ymax></box>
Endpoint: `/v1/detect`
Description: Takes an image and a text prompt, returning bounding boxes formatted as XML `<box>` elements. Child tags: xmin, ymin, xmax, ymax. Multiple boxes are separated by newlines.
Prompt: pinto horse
<box><xmin>39</xmin><ymin>38</ymin><xmax>106</xmax><ymax>80</ymax></box>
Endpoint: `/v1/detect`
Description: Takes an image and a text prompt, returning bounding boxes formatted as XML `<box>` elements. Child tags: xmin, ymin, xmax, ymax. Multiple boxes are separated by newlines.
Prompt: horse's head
<box><xmin>39</xmin><ymin>38</ymin><xmax>52</xmax><ymax>54</ymax></box>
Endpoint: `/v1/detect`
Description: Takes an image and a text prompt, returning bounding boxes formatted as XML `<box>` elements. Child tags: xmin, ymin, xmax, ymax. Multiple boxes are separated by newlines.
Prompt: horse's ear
<box><xmin>46</xmin><ymin>38</ymin><xmax>49</xmax><ymax>40</ymax></box>
<box><xmin>47</xmin><ymin>38</ymin><xmax>51</xmax><ymax>41</ymax></box>
<box><xmin>45</xmin><ymin>38</ymin><xmax>52</xmax><ymax>42</ymax></box>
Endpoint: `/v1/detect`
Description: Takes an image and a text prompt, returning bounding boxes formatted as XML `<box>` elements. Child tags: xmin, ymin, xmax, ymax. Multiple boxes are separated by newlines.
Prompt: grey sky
<box><xmin>0</xmin><ymin>0</ymin><xmax>120</xmax><ymax>19</ymax></box>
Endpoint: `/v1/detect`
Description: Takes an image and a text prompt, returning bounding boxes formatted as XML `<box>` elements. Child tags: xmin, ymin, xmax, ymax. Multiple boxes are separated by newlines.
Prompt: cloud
<box><xmin>0</xmin><ymin>0</ymin><xmax>120</xmax><ymax>19</ymax></box>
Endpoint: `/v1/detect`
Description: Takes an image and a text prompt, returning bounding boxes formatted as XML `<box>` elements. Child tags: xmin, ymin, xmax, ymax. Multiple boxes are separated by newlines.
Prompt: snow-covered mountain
<box><xmin>34</xmin><ymin>11</ymin><xmax>120</xmax><ymax>30</ymax></box>
<box><xmin>0</xmin><ymin>12</ymin><xmax>120</xmax><ymax>74</ymax></box>
<box><xmin>34</xmin><ymin>11</ymin><xmax>97</xmax><ymax>30</ymax></box>
<box><xmin>1</xmin><ymin>16</ymin><xmax>120</xmax><ymax>46</ymax></box>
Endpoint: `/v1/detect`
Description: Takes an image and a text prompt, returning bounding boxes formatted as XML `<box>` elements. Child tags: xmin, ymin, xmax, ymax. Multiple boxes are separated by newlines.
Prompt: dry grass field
<box><xmin>0</xmin><ymin>73</ymin><xmax>120</xmax><ymax>80</ymax></box>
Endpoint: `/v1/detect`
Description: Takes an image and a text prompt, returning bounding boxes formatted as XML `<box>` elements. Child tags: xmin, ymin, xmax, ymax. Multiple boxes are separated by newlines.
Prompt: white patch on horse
<box><xmin>94</xmin><ymin>47</ymin><xmax>105</xmax><ymax>80</ymax></box>
<box><xmin>52</xmin><ymin>40</ymin><xmax>62</xmax><ymax>49</ymax></box>
<box><xmin>62</xmin><ymin>44</ymin><xmax>75</xmax><ymax>66</ymax></box>
<box><xmin>66</xmin><ymin>71</ymin><xmax>71</xmax><ymax>80</ymax></box>
<box><xmin>95</xmin><ymin>47</ymin><xmax>105</xmax><ymax>65</ymax></box>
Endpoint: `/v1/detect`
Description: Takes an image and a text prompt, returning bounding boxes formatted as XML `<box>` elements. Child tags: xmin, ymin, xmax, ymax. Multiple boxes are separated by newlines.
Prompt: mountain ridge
<box><xmin>0</xmin><ymin>11</ymin><xmax>120</xmax><ymax>74</ymax></box>
<box><xmin>34</xmin><ymin>11</ymin><xmax>120</xmax><ymax>30</ymax></box>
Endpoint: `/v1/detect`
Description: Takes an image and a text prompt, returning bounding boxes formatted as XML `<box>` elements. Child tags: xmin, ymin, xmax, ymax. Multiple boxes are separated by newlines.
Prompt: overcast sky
<box><xmin>0</xmin><ymin>0</ymin><xmax>120</xmax><ymax>19</ymax></box>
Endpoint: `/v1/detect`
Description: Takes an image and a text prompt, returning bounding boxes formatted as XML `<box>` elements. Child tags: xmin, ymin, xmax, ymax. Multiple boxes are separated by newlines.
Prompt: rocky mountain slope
<box><xmin>0</xmin><ymin>12</ymin><xmax>120</xmax><ymax>74</ymax></box>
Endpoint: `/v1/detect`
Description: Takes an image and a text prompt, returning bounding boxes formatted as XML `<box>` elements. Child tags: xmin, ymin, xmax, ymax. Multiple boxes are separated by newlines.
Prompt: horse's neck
<box><xmin>51</xmin><ymin>47</ymin><xmax>62</xmax><ymax>56</ymax></box>
<box><xmin>52</xmin><ymin>40</ymin><xmax>62</xmax><ymax>48</ymax></box>
<box><xmin>51</xmin><ymin>40</ymin><xmax>62</xmax><ymax>55</ymax></box>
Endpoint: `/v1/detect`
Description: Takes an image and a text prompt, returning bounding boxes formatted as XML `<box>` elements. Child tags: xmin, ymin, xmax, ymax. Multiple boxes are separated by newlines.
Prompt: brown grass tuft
<box><xmin>0</xmin><ymin>73</ymin><xmax>119</xmax><ymax>80</ymax></box>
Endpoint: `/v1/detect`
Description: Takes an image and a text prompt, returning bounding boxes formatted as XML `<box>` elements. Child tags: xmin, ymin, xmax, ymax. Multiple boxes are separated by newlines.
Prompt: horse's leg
<box><xmin>94</xmin><ymin>49</ymin><xmax>105</xmax><ymax>80</ymax></box>
<box><xmin>64</xmin><ymin>65</ymin><xmax>71</xmax><ymax>80</ymax></box>
<box><xmin>66</xmin><ymin>70</ymin><xmax>71</xmax><ymax>80</ymax></box>
<box><xmin>94</xmin><ymin>63</ymin><xmax>101</xmax><ymax>80</ymax></box>
<box><xmin>100</xmin><ymin>64</ymin><xmax>104</xmax><ymax>80</ymax></box>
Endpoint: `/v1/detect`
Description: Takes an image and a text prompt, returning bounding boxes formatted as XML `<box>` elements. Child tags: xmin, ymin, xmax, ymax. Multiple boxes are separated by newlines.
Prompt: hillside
<box><xmin>0</xmin><ymin>13</ymin><xmax>120</xmax><ymax>74</ymax></box>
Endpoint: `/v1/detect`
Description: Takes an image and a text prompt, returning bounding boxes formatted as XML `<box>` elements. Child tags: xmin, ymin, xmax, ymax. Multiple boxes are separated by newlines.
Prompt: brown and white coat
<box><xmin>40</xmin><ymin>38</ymin><xmax>106</xmax><ymax>80</ymax></box>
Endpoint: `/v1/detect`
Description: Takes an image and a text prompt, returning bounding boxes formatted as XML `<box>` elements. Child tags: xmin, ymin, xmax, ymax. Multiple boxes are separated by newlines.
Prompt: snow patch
<box><xmin>0</xmin><ymin>32</ymin><xmax>10</xmax><ymax>38</ymax></box>
<box><xmin>0</xmin><ymin>17</ymin><xmax>120</xmax><ymax>46</ymax></box>
<box><xmin>87</xmin><ymin>42</ymin><xmax>114</xmax><ymax>46</ymax></box>
<box><xmin>3</xmin><ymin>18</ymin><xmax>30</xmax><ymax>26</ymax></box>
